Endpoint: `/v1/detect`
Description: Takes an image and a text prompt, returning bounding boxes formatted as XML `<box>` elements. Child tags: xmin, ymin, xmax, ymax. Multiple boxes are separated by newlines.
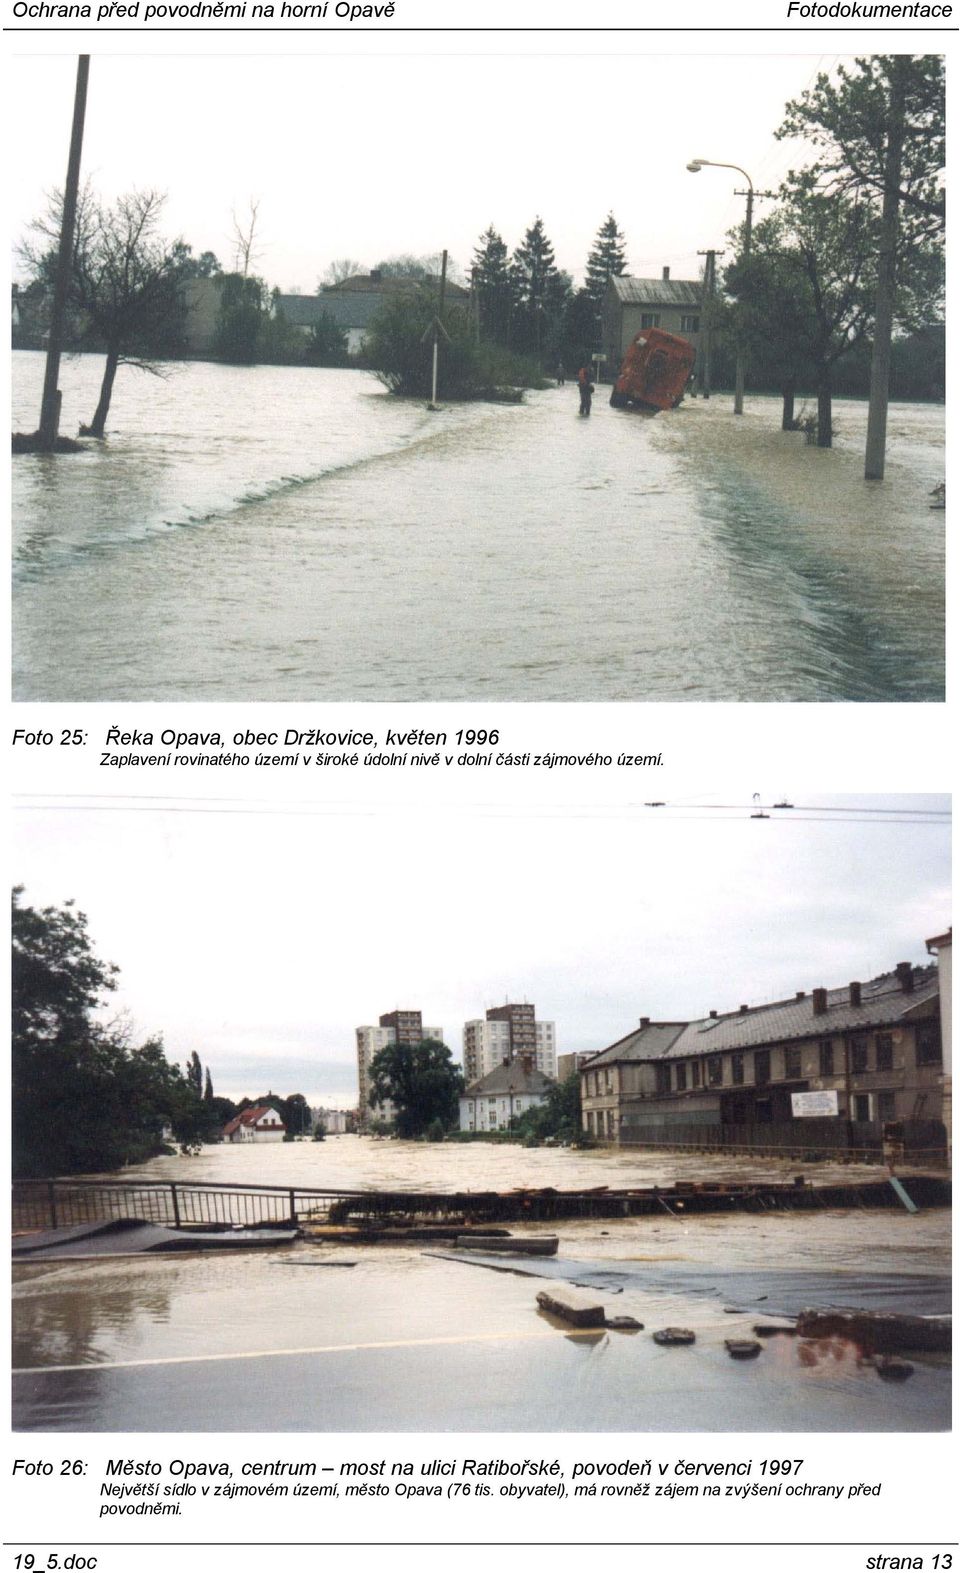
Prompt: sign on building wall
<box><xmin>791</xmin><ymin>1090</ymin><xmax>840</xmax><ymax>1118</ymax></box>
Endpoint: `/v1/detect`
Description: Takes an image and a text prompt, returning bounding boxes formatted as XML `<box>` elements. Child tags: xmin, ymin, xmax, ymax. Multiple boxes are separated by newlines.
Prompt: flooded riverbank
<box><xmin>13</xmin><ymin>354</ymin><xmax>943</xmax><ymax>701</ymax></box>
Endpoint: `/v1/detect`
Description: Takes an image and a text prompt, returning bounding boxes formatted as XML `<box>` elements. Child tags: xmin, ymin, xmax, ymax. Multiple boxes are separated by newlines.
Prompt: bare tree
<box><xmin>320</xmin><ymin>257</ymin><xmax>366</xmax><ymax>288</ymax></box>
<box><xmin>230</xmin><ymin>197</ymin><xmax>262</xmax><ymax>277</ymax></box>
<box><xmin>22</xmin><ymin>185</ymin><xmax>187</xmax><ymax>438</ymax></box>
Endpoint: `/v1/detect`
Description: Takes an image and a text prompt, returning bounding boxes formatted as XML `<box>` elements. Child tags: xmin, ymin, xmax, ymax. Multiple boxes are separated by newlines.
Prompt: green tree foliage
<box><xmin>584</xmin><ymin>211</ymin><xmax>627</xmax><ymax>306</ymax></box>
<box><xmin>560</xmin><ymin>288</ymin><xmax>602</xmax><ymax>367</ymax></box>
<box><xmin>365</xmin><ymin>286</ymin><xmax>542</xmax><ymax>401</ymax></box>
<box><xmin>510</xmin><ymin>217</ymin><xmax>570</xmax><ymax>360</ymax></box>
<box><xmin>777</xmin><ymin>54</ymin><xmax>944</xmax><ymax>240</ymax></box>
<box><xmin>203</xmin><ymin>1065</ymin><xmax>214</xmax><ymax>1101</ymax></box>
<box><xmin>472</xmin><ymin>226</ymin><xmax>515</xmax><ymax>345</ymax></box>
<box><xmin>304</xmin><ymin>309</ymin><xmax>349</xmax><ymax>366</ymax></box>
<box><xmin>213</xmin><ymin>272</ymin><xmax>267</xmax><ymax>363</ymax></box>
<box><xmin>513</xmin><ymin>1074</ymin><xmax>582</xmax><ymax>1145</ymax></box>
<box><xmin>170</xmin><ymin>242</ymin><xmax>222</xmax><ymax>279</ymax></box>
<box><xmin>12</xmin><ymin>887</ymin><xmax>207</xmax><ymax>1177</ymax></box>
<box><xmin>725</xmin><ymin>170</ymin><xmax>941</xmax><ymax>445</ymax></box>
<box><xmin>367</xmin><ymin>1037</ymin><xmax>465</xmax><ymax>1139</ymax></box>
<box><xmin>186</xmin><ymin>1049</ymin><xmax>203</xmax><ymax>1096</ymax></box>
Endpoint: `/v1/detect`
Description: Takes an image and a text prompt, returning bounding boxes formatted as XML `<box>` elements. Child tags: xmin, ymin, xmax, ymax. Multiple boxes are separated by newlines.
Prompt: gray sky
<box><xmin>9</xmin><ymin>49</ymin><xmax>845</xmax><ymax>290</ymax></box>
<box><xmin>13</xmin><ymin>795</ymin><xmax>950</xmax><ymax>1106</ymax></box>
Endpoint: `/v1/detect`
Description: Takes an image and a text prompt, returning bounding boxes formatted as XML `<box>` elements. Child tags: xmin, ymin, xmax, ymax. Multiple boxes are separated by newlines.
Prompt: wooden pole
<box><xmin>429</xmin><ymin>248</ymin><xmax>448</xmax><ymax>409</ymax></box>
<box><xmin>864</xmin><ymin>60</ymin><xmax>906</xmax><ymax>482</ymax></box>
<box><xmin>38</xmin><ymin>55</ymin><xmax>90</xmax><ymax>450</ymax></box>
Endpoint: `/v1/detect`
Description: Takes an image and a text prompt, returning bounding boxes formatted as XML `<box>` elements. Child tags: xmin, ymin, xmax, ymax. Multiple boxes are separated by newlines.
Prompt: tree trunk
<box><xmin>85</xmin><ymin>346</ymin><xmax>120</xmax><ymax>438</ymax></box>
<box><xmin>781</xmin><ymin>381</ymin><xmax>796</xmax><ymax>430</ymax></box>
<box><xmin>817</xmin><ymin>375</ymin><xmax>833</xmax><ymax>448</ymax></box>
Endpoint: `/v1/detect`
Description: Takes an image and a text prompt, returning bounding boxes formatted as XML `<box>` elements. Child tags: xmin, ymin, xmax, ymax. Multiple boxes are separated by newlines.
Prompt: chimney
<box><xmin>709</xmin><ymin>1009</ymin><xmax>718</xmax><ymax>1019</ymax></box>
<box><xmin>739</xmin><ymin>1003</ymin><xmax>749</xmax><ymax>1014</ymax></box>
<box><xmin>812</xmin><ymin>987</ymin><xmax>828</xmax><ymax>1016</ymax></box>
<box><xmin>896</xmin><ymin>962</ymin><xmax>915</xmax><ymax>993</ymax></box>
<box><xmin>639</xmin><ymin>1016</ymin><xmax>651</xmax><ymax>1028</ymax></box>
<box><xmin>521</xmin><ymin>1053</ymin><xmax>533</xmax><ymax>1075</ymax></box>
<box><xmin>662</xmin><ymin>266</ymin><xmax>670</xmax><ymax>281</ymax></box>
<box><xmin>795</xmin><ymin>990</ymin><xmax>806</xmax><ymax>1000</ymax></box>
<box><xmin>369</xmin><ymin>269</ymin><xmax>382</xmax><ymax>284</ymax></box>
<box><xmin>849</xmin><ymin>981</ymin><xmax>862</xmax><ymax>1007</ymax></box>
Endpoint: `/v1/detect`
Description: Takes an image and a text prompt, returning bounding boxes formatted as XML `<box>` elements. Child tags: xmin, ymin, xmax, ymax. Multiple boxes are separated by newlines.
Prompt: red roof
<box><xmin>222</xmin><ymin>1104</ymin><xmax>286</xmax><ymax>1136</ymax></box>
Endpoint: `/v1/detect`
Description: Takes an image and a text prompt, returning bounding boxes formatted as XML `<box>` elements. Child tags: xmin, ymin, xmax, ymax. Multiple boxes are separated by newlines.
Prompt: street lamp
<box><xmin>687</xmin><ymin>157</ymin><xmax>754</xmax><ymax>415</ymax></box>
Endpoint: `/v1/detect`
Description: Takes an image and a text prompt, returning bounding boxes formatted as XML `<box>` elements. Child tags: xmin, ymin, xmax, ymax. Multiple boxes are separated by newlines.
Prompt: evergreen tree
<box><xmin>203</xmin><ymin>1065</ymin><xmax>214</xmax><ymax>1101</ymax></box>
<box><xmin>584</xmin><ymin>211</ymin><xmax>627</xmax><ymax>306</ymax></box>
<box><xmin>511</xmin><ymin>216</ymin><xmax>564</xmax><ymax>359</ymax></box>
<box><xmin>186</xmin><ymin>1049</ymin><xmax>203</xmax><ymax>1097</ymax></box>
<box><xmin>472</xmin><ymin>225</ymin><xmax>515</xmax><ymax>345</ymax></box>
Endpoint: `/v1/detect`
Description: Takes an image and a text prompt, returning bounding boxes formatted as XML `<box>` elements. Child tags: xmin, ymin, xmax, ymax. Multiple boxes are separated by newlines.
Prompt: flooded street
<box><xmin>13</xmin><ymin>353</ymin><xmax>944</xmax><ymax>702</ymax></box>
<box><xmin>13</xmin><ymin>1140</ymin><xmax>951</xmax><ymax>1432</ymax></box>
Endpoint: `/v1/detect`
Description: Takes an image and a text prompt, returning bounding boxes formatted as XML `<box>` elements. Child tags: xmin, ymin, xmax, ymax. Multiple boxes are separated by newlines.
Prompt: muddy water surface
<box><xmin>14</xmin><ymin>1142</ymin><xmax>950</xmax><ymax>1432</ymax></box>
<box><xmin>13</xmin><ymin>353</ymin><xmax>943</xmax><ymax>700</ymax></box>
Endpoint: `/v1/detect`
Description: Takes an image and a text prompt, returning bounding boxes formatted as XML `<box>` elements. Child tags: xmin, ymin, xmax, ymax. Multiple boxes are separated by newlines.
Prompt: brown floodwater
<box><xmin>13</xmin><ymin>1141</ymin><xmax>950</xmax><ymax>1433</ymax></box>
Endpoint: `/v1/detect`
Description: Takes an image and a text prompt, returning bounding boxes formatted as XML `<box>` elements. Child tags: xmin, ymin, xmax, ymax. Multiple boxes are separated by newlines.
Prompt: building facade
<box><xmin>355</xmin><ymin>1010</ymin><xmax>444</xmax><ymax>1128</ymax></box>
<box><xmin>601</xmin><ymin>270</ymin><xmax>702</xmax><ymax>381</ymax></box>
<box><xmin>222</xmin><ymin>1105</ymin><xmax>286</xmax><ymax>1143</ymax></box>
<box><xmin>581</xmin><ymin>959</ymin><xmax>945</xmax><ymax>1156</ymax></box>
<box><xmin>580</xmin><ymin>1020</ymin><xmax>687</xmax><ymax>1141</ymax></box>
<box><xmin>459</xmin><ymin>1056</ymin><xmax>555</xmax><ymax>1133</ymax></box>
<box><xmin>462</xmin><ymin>1002</ymin><xmax>556</xmax><ymax>1082</ymax></box>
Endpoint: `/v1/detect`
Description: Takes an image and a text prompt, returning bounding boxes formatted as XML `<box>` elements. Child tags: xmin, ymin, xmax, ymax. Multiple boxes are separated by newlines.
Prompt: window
<box><xmin>640</xmin><ymin>312</ymin><xmax>661</xmax><ymax>329</ymax></box>
<box><xmin>655</xmin><ymin>1063</ymin><xmax>672</xmax><ymax>1095</ymax></box>
<box><xmin>876</xmin><ymin>1033</ymin><xmax>894</xmax><ymax>1072</ymax></box>
<box><xmin>850</xmin><ymin>1035</ymin><xmax>869</xmax><ymax>1074</ymax></box>
<box><xmin>915</xmin><ymin>1021</ymin><xmax>942</xmax><ymax>1066</ymax></box>
<box><xmin>680</xmin><ymin>314</ymin><xmax>700</xmax><ymax>333</ymax></box>
<box><xmin>754</xmin><ymin>1050</ymin><xmax>771</xmax><ymax>1086</ymax></box>
<box><xmin>731</xmin><ymin>1052</ymin><xmax>744</xmax><ymax>1085</ymax></box>
<box><xmin>708</xmin><ymin>1056</ymin><xmax>723</xmax><ymax>1087</ymax></box>
<box><xmin>691</xmin><ymin>1060</ymin><xmax>702</xmax><ymax>1088</ymax></box>
<box><xmin>877</xmin><ymin>1090</ymin><xmax>896</xmax><ymax>1123</ymax></box>
<box><xmin>784</xmin><ymin>1045</ymin><xmax>802</xmax><ymax>1080</ymax></box>
<box><xmin>819</xmin><ymin>1038</ymin><xmax>834</xmax><ymax>1075</ymax></box>
<box><xmin>853</xmin><ymin>1093</ymin><xmax>871</xmax><ymax>1123</ymax></box>
<box><xmin>675</xmin><ymin>1062</ymin><xmax>687</xmax><ymax>1091</ymax></box>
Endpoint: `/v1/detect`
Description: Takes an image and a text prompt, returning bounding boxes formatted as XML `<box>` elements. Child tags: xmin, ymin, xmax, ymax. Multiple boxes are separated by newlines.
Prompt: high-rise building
<box><xmin>355</xmin><ymin>1010</ymin><xmax>444</xmax><ymax>1127</ymax></box>
<box><xmin>462</xmin><ymin>1002</ymin><xmax>556</xmax><ymax>1082</ymax></box>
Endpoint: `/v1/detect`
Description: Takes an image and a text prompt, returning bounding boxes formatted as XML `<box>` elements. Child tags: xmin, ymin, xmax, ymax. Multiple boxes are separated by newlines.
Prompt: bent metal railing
<box><xmin>11</xmin><ymin>1170</ymin><xmax>952</xmax><ymax>1235</ymax></box>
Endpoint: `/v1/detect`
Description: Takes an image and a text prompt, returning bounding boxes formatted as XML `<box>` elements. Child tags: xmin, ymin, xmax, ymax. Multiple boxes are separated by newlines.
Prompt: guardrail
<box><xmin>11</xmin><ymin>1170</ymin><xmax>952</xmax><ymax>1234</ymax></box>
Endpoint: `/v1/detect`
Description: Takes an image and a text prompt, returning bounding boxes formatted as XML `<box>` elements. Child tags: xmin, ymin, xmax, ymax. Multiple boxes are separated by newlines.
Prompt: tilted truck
<box><xmin>609</xmin><ymin>326</ymin><xmax>697</xmax><ymax>412</ymax></box>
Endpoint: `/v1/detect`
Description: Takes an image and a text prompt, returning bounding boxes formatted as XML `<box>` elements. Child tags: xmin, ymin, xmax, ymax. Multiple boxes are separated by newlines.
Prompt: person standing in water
<box><xmin>578</xmin><ymin>361</ymin><xmax>594</xmax><ymax>416</ymax></box>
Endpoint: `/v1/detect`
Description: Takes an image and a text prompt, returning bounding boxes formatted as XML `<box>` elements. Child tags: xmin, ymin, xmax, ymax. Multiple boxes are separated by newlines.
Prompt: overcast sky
<box><xmin>13</xmin><ymin>795</ymin><xmax>950</xmax><ymax>1106</ymax></box>
<box><xmin>9</xmin><ymin>50</ymin><xmax>851</xmax><ymax>290</ymax></box>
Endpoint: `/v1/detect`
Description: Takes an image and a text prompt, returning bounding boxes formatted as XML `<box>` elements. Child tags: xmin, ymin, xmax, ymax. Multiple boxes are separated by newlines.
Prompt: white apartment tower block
<box><xmin>355</xmin><ymin>1009</ymin><xmax>444</xmax><ymax>1127</ymax></box>
<box><xmin>462</xmin><ymin>1002</ymin><xmax>556</xmax><ymax>1082</ymax></box>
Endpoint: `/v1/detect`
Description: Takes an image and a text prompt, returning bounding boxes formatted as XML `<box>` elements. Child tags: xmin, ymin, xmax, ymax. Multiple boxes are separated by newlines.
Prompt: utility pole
<box><xmin>38</xmin><ymin>54</ymin><xmax>90</xmax><ymax>451</ymax></box>
<box><xmin>864</xmin><ymin>58</ymin><xmax>907</xmax><ymax>482</ymax></box>
<box><xmin>696</xmin><ymin>248</ymin><xmax>723</xmax><ymax>398</ymax></box>
<box><xmin>731</xmin><ymin>186</ymin><xmax>754</xmax><ymax>415</ymax></box>
<box><xmin>426</xmin><ymin>248</ymin><xmax>448</xmax><ymax>410</ymax></box>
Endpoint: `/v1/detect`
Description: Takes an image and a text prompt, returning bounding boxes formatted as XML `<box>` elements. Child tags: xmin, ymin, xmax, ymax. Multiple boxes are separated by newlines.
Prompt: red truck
<box><xmin>609</xmin><ymin>326</ymin><xmax>696</xmax><ymax>413</ymax></box>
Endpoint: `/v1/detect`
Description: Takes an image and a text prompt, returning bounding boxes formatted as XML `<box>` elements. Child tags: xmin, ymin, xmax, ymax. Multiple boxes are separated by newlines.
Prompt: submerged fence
<box><xmin>617</xmin><ymin>1116</ymin><xmax>948</xmax><ymax>1165</ymax></box>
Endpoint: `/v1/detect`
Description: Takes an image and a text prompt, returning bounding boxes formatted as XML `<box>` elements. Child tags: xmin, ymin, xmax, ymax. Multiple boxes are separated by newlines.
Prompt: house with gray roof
<box><xmin>601</xmin><ymin>268</ymin><xmax>702</xmax><ymax>381</ymax></box>
<box><xmin>459</xmin><ymin>1056</ymin><xmax>555</xmax><ymax>1134</ymax></box>
<box><xmin>580</xmin><ymin>956</ymin><xmax>945</xmax><ymax>1158</ymax></box>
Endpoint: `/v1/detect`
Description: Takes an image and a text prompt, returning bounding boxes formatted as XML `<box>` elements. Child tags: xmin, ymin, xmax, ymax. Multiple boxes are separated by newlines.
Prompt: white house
<box><xmin>222</xmin><ymin>1105</ymin><xmax>287</xmax><ymax>1143</ymax></box>
<box><xmin>459</xmin><ymin>1056</ymin><xmax>555</xmax><ymax>1133</ymax></box>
